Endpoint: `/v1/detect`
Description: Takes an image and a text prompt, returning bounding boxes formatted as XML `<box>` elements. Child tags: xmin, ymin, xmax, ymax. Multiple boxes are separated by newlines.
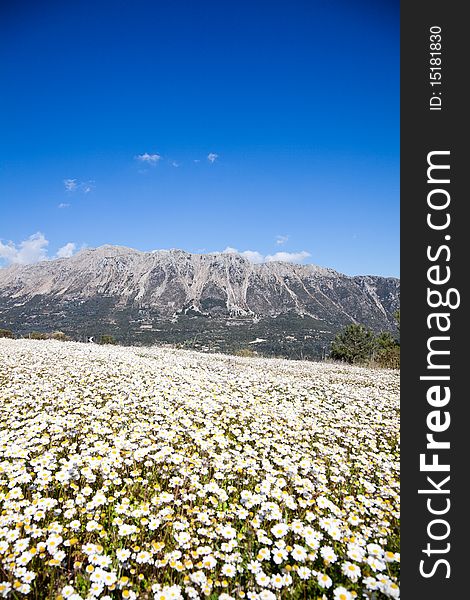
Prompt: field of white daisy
<box><xmin>0</xmin><ymin>339</ymin><xmax>399</xmax><ymax>600</ymax></box>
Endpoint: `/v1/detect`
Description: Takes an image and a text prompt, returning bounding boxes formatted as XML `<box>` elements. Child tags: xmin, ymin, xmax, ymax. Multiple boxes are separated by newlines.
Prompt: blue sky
<box><xmin>0</xmin><ymin>0</ymin><xmax>399</xmax><ymax>276</ymax></box>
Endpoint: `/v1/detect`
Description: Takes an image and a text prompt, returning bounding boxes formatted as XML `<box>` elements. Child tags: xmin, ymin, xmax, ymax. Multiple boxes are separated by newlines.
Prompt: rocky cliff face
<box><xmin>0</xmin><ymin>246</ymin><xmax>400</xmax><ymax>358</ymax></box>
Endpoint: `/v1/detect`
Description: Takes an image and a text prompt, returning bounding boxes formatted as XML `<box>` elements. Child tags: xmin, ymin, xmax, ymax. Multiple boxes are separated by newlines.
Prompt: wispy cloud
<box><xmin>221</xmin><ymin>247</ymin><xmax>311</xmax><ymax>264</ymax></box>
<box><xmin>134</xmin><ymin>153</ymin><xmax>219</xmax><ymax>167</ymax></box>
<box><xmin>56</xmin><ymin>242</ymin><xmax>76</xmax><ymax>259</ymax></box>
<box><xmin>276</xmin><ymin>235</ymin><xmax>289</xmax><ymax>246</ymax></box>
<box><xmin>64</xmin><ymin>179</ymin><xmax>78</xmax><ymax>192</ymax></box>
<box><xmin>135</xmin><ymin>152</ymin><xmax>161</xmax><ymax>164</ymax></box>
<box><xmin>0</xmin><ymin>232</ymin><xmax>49</xmax><ymax>265</ymax></box>
<box><xmin>63</xmin><ymin>179</ymin><xmax>94</xmax><ymax>193</ymax></box>
<box><xmin>58</xmin><ymin>202</ymin><xmax>70</xmax><ymax>209</ymax></box>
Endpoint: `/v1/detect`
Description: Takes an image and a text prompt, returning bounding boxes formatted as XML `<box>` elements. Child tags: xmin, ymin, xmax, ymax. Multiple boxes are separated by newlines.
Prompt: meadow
<box><xmin>0</xmin><ymin>340</ymin><xmax>399</xmax><ymax>599</ymax></box>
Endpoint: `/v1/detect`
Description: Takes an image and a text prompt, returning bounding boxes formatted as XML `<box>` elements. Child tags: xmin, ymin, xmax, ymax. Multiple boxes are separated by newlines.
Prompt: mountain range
<box><xmin>0</xmin><ymin>245</ymin><xmax>399</xmax><ymax>359</ymax></box>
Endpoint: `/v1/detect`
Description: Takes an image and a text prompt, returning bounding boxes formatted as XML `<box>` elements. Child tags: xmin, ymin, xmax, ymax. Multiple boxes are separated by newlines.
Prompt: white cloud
<box><xmin>0</xmin><ymin>232</ymin><xmax>49</xmax><ymax>265</ymax></box>
<box><xmin>207</xmin><ymin>152</ymin><xmax>218</xmax><ymax>163</ymax></box>
<box><xmin>0</xmin><ymin>241</ymin><xmax>16</xmax><ymax>264</ymax></box>
<box><xmin>240</xmin><ymin>250</ymin><xmax>265</xmax><ymax>263</ymax></box>
<box><xmin>171</xmin><ymin>161</ymin><xmax>180</xmax><ymax>168</ymax></box>
<box><xmin>265</xmin><ymin>251</ymin><xmax>311</xmax><ymax>263</ymax></box>
<box><xmin>64</xmin><ymin>178</ymin><xmax>78</xmax><ymax>192</ymax></box>
<box><xmin>58</xmin><ymin>202</ymin><xmax>70</xmax><ymax>209</ymax></box>
<box><xmin>276</xmin><ymin>235</ymin><xmax>289</xmax><ymax>245</ymax></box>
<box><xmin>0</xmin><ymin>234</ymin><xmax>80</xmax><ymax>266</ymax></box>
<box><xmin>221</xmin><ymin>247</ymin><xmax>310</xmax><ymax>264</ymax></box>
<box><xmin>56</xmin><ymin>242</ymin><xmax>76</xmax><ymax>259</ymax></box>
<box><xmin>135</xmin><ymin>152</ymin><xmax>161</xmax><ymax>164</ymax></box>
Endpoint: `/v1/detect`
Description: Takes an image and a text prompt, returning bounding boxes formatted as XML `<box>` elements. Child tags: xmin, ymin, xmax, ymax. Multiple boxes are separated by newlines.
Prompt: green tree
<box><xmin>330</xmin><ymin>324</ymin><xmax>376</xmax><ymax>364</ymax></box>
<box><xmin>374</xmin><ymin>326</ymin><xmax>400</xmax><ymax>369</ymax></box>
<box><xmin>375</xmin><ymin>331</ymin><xmax>397</xmax><ymax>350</ymax></box>
<box><xmin>100</xmin><ymin>334</ymin><xmax>117</xmax><ymax>345</ymax></box>
<box><xmin>394</xmin><ymin>309</ymin><xmax>400</xmax><ymax>346</ymax></box>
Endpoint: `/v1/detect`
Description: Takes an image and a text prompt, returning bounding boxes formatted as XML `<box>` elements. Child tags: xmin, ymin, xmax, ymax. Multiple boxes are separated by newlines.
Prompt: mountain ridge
<box><xmin>0</xmin><ymin>245</ymin><xmax>399</xmax><ymax>358</ymax></box>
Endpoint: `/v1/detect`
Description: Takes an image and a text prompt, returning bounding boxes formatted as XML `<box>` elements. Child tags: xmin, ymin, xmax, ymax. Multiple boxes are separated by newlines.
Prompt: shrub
<box><xmin>0</xmin><ymin>328</ymin><xmax>14</xmax><ymax>339</ymax></box>
<box><xmin>372</xmin><ymin>330</ymin><xmax>400</xmax><ymax>368</ymax></box>
<box><xmin>100</xmin><ymin>334</ymin><xmax>117</xmax><ymax>345</ymax></box>
<box><xmin>29</xmin><ymin>331</ymin><xmax>50</xmax><ymax>340</ymax></box>
<box><xmin>234</xmin><ymin>348</ymin><xmax>257</xmax><ymax>358</ymax></box>
<box><xmin>50</xmin><ymin>331</ymin><xmax>70</xmax><ymax>341</ymax></box>
<box><xmin>374</xmin><ymin>345</ymin><xmax>400</xmax><ymax>369</ymax></box>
